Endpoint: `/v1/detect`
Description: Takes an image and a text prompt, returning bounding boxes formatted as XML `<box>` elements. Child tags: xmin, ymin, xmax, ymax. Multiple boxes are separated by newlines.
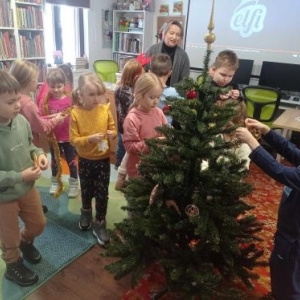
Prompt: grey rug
<box><xmin>0</xmin><ymin>187</ymin><xmax>96</xmax><ymax>300</ymax></box>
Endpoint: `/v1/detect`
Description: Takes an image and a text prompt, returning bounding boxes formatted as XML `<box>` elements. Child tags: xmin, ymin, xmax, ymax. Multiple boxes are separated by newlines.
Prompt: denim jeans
<box><xmin>115</xmin><ymin>132</ymin><xmax>125</xmax><ymax>168</ymax></box>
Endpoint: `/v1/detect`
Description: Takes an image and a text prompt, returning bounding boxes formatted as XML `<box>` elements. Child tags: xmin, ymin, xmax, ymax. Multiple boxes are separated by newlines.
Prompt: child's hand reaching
<box><xmin>235</xmin><ymin>117</ymin><xmax>271</xmax><ymax>150</ymax></box>
<box><xmin>244</xmin><ymin>118</ymin><xmax>270</xmax><ymax>135</ymax></box>
<box><xmin>22</xmin><ymin>166</ymin><xmax>42</xmax><ymax>182</ymax></box>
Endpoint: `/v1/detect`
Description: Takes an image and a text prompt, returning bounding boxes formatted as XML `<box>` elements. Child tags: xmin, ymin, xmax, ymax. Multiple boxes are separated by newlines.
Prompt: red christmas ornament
<box><xmin>162</xmin><ymin>104</ymin><xmax>172</xmax><ymax>114</ymax></box>
<box><xmin>186</xmin><ymin>90</ymin><xmax>197</xmax><ymax>99</ymax></box>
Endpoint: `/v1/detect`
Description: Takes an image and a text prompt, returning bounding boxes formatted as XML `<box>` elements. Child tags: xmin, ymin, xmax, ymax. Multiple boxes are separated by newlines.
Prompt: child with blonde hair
<box><xmin>70</xmin><ymin>73</ymin><xmax>117</xmax><ymax>245</ymax></box>
<box><xmin>9</xmin><ymin>60</ymin><xmax>64</xmax><ymax>146</ymax></box>
<box><xmin>39</xmin><ymin>68</ymin><xmax>79</xmax><ymax>198</ymax></box>
<box><xmin>123</xmin><ymin>72</ymin><xmax>167</xmax><ymax>178</ymax></box>
<box><xmin>114</xmin><ymin>58</ymin><xmax>144</xmax><ymax>190</ymax></box>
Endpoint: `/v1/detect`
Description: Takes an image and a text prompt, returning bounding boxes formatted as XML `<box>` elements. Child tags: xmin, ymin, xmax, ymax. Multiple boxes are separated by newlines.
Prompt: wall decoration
<box><xmin>102</xmin><ymin>9</ymin><xmax>113</xmax><ymax>48</ymax></box>
<box><xmin>159</xmin><ymin>4</ymin><xmax>169</xmax><ymax>16</ymax></box>
<box><xmin>173</xmin><ymin>1</ymin><xmax>183</xmax><ymax>15</ymax></box>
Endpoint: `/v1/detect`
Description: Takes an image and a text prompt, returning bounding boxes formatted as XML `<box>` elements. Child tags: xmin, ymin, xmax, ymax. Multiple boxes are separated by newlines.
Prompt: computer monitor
<box><xmin>232</xmin><ymin>59</ymin><xmax>254</xmax><ymax>85</ymax></box>
<box><xmin>259</xmin><ymin>61</ymin><xmax>300</xmax><ymax>92</ymax></box>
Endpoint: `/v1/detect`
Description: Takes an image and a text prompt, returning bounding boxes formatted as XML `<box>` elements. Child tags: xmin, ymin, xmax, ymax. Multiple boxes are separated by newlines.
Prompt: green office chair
<box><xmin>93</xmin><ymin>60</ymin><xmax>119</xmax><ymax>83</ymax></box>
<box><xmin>242</xmin><ymin>85</ymin><xmax>281</xmax><ymax>127</ymax></box>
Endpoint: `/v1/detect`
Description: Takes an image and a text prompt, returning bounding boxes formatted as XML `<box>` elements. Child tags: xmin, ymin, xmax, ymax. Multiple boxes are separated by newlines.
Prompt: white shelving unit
<box><xmin>0</xmin><ymin>0</ymin><xmax>46</xmax><ymax>81</ymax></box>
<box><xmin>112</xmin><ymin>9</ymin><xmax>153</xmax><ymax>69</ymax></box>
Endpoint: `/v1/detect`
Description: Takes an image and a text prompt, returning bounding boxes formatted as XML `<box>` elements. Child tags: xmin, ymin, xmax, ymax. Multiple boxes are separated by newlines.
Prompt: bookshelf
<box><xmin>112</xmin><ymin>10</ymin><xmax>153</xmax><ymax>69</ymax></box>
<box><xmin>0</xmin><ymin>0</ymin><xmax>46</xmax><ymax>81</ymax></box>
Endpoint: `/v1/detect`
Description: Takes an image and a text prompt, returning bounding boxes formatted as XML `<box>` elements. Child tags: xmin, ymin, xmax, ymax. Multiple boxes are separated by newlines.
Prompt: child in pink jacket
<box><xmin>123</xmin><ymin>73</ymin><xmax>167</xmax><ymax>178</ymax></box>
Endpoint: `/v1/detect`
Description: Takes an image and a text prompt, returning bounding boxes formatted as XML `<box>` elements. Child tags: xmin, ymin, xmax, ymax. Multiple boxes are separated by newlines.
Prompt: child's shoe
<box><xmin>68</xmin><ymin>177</ymin><xmax>79</xmax><ymax>198</ymax></box>
<box><xmin>5</xmin><ymin>258</ymin><xmax>38</xmax><ymax>286</ymax></box>
<box><xmin>114</xmin><ymin>173</ymin><xmax>126</xmax><ymax>191</ymax></box>
<box><xmin>20</xmin><ymin>241</ymin><xmax>41</xmax><ymax>264</ymax></box>
<box><xmin>93</xmin><ymin>220</ymin><xmax>110</xmax><ymax>245</ymax></box>
<box><xmin>79</xmin><ymin>208</ymin><xmax>92</xmax><ymax>231</ymax></box>
<box><xmin>49</xmin><ymin>177</ymin><xmax>58</xmax><ymax>195</ymax></box>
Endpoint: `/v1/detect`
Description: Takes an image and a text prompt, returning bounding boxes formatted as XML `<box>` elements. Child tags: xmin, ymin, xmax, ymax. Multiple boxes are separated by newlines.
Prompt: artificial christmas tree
<box><xmin>104</xmin><ymin>2</ymin><xmax>266</xmax><ymax>299</ymax></box>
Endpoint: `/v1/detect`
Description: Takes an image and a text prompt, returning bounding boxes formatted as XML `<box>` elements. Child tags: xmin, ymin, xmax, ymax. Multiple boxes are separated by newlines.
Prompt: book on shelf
<box><xmin>72</xmin><ymin>57</ymin><xmax>88</xmax><ymax>69</ymax></box>
<box><xmin>16</xmin><ymin>6</ymin><xmax>43</xmax><ymax>29</ymax></box>
<box><xmin>0</xmin><ymin>0</ymin><xmax>14</xmax><ymax>27</ymax></box>
<box><xmin>117</xmin><ymin>33</ymin><xmax>142</xmax><ymax>53</ymax></box>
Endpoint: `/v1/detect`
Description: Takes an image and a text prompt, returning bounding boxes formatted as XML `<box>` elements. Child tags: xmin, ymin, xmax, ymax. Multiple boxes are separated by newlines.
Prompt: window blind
<box><xmin>45</xmin><ymin>0</ymin><xmax>90</xmax><ymax>8</ymax></box>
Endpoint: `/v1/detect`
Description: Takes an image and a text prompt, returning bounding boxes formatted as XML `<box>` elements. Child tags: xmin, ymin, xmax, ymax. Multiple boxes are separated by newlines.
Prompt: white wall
<box><xmin>84</xmin><ymin>0</ymin><xmax>199</xmax><ymax>80</ymax></box>
<box><xmin>84</xmin><ymin>0</ymin><xmax>114</xmax><ymax>70</ymax></box>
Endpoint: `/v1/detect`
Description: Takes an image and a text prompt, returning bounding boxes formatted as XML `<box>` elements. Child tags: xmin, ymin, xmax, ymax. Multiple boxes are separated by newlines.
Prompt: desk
<box><xmin>273</xmin><ymin>108</ymin><xmax>300</xmax><ymax>161</ymax></box>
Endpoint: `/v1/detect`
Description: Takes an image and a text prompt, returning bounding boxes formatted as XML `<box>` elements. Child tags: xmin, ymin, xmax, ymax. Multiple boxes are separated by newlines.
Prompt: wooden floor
<box><xmin>26</xmin><ymin>245</ymin><xmax>132</xmax><ymax>300</ymax></box>
<box><xmin>24</xmin><ymin>146</ymin><xmax>130</xmax><ymax>299</ymax></box>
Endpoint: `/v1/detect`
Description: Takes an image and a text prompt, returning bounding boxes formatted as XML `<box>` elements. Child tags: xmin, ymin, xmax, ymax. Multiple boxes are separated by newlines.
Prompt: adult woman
<box><xmin>146</xmin><ymin>20</ymin><xmax>190</xmax><ymax>86</ymax></box>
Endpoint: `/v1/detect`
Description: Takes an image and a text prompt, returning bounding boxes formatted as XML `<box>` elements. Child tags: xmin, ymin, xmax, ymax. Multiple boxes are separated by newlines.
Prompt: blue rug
<box><xmin>0</xmin><ymin>187</ymin><xmax>97</xmax><ymax>300</ymax></box>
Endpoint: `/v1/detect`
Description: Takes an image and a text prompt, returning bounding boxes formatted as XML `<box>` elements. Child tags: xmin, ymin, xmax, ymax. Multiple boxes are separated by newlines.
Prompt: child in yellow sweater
<box><xmin>70</xmin><ymin>73</ymin><xmax>117</xmax><ymax>245</ymax></box>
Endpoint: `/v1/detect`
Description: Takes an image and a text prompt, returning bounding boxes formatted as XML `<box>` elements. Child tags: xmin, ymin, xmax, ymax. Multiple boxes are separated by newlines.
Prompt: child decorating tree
<box><xmin>115</xmin><ymin>55</ymin><xmax>178</xmax><ymax>190</ymax></box>
<box><xmin>114</xmin><ymin>58</ymin><xmax>144</xmax><ymax>190</ymax></box>
<box><xmin>149</xmin><ymin>53</ymin><xmax>181</xmax><ymax>125</ymax></box>
<box><xmin>200</xmin><ymin>50</ymin><xmax>240</xmax><ymax>103</ymax></box>
<box><xmin>236</xmin><ymin>118</ymin><xmax>300</xmax><ymax>300</ymax></box>
<box><xmin>39</xmin><ymin>68</ymin><xmax>79</xmax><ymax>198</ymax></box>
<box><xmin>123</xmin><ymin>72</ymin><xmax>167</xmax><ymax>179</ymax></box>
<box><xmin>70</xmin><ymin>73</ymin><xmax>117</xmax><ymax>246</ymax></box>
<box><xmin>0</xmin><ymin>70</ymin><xmax>48</xmax><ymax>287</ymax></box>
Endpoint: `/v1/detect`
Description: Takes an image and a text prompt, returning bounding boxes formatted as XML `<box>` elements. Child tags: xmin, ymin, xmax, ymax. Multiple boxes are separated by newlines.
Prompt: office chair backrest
<box><xmin>242</xmin><ymin>85</ymin><xmax>281</xmax><ymax>127</ymax></box>
<box><xmin>93</xmin><ymin>60</ymin><xmax>119</xmax><ymax>83</ymax></box>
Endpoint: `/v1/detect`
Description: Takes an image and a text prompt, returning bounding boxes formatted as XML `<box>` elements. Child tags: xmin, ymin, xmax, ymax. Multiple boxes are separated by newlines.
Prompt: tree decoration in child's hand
<box><xmin>41</xmin><ymin>94</ymin><xmax>65</xmax><ymax>198</ymax></box>
<box><xmin>32</xmin><ymin>153</ymin><xmax>38</xmax><ymax>170</ymax></box>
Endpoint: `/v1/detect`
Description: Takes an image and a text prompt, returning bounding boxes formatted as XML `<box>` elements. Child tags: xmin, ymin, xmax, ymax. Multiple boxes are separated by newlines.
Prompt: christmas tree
<box><xmin>104</xmin><ymin>4</ymin><xmax>266</xmax><ymax>299</ymax></box>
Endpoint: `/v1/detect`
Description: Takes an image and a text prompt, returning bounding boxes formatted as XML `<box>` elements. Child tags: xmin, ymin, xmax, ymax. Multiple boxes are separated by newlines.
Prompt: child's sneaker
<box><xmin>20</xmin><ymin>241</ymin><xmax>41</xmax><ymax>264</ymax></box>
<box><xmin>93</xmin><ymin>220</ymin><xmax>110</xmax><ymax>245</ymax></box>
<box><xmin>5</xmin><ymin>258</ymin><xmax>38</xmax><ymax>286</ymax></box>
<box><xmin>49</xmin><ymin>177</ymin><xmax>58</xmax><ymax>195</ymax></box>
<box><xmin>114</xmin><ymin>173</ymin><xmax>126</xmax><ymax>191</ymax></box>
<box><xmin>79</xmin><ymin>208</ymin><xmax>92</xmax><ymax>231</ymax></box>
<box><xmin>68</xmin><ymin>177</ymin><xmax>79</xmax><ymax>198</ymax></box>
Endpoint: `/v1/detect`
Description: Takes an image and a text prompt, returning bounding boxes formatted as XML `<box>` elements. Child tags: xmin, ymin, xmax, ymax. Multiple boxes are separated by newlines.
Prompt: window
<box><xmin>44</xmin><ymin>4</ymin><xmax>84</xmax><ymax>66</ymax></box>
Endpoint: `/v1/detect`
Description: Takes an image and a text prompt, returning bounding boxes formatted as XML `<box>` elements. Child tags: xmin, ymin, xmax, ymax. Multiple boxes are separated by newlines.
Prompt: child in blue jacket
<box><xmin>236</xmin><ymin>118</ymin><xmax>300</xmax><ymax>300</ymax></box>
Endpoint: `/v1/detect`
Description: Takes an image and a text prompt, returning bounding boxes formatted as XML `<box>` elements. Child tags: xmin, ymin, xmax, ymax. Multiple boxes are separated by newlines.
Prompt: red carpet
<box><xmin>121</xmin><ymin>162</ymin><xmax>283</xmax><ymax>299</ymax></box>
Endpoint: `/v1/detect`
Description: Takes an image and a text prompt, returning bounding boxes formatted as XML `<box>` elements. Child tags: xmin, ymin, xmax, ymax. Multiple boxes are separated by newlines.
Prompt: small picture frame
<box><xmin>159</xmin><ymin>5</ymin><xmax>169</xmax><ymax>16</ymax></box>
